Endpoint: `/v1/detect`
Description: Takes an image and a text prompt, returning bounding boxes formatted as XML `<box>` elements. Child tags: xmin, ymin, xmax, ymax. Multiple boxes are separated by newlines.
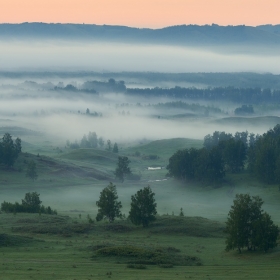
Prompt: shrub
<box><xmin>1</xmin><ymin>192</ymin><xmax>57</xmax><ymax>215</ymax></box>
<box><xmin>127</xmin><ymin>264</ymin><xmax>147</xmax><ymax>269</ymax></box>
<box><xmin>158</xmin><ymin>263</ymin><xmax>173</xmax><ymax>268</ymax></box>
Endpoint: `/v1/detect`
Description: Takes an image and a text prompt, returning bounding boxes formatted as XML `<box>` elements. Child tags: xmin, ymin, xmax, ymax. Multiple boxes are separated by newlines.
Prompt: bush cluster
<box><xmin>1</xmin><ymin>192</ymin><xmax>57</xmax><ymax>215</ymax></box>
<box><xmin>94</xmin><ymin>244</ymin><xmax>200</xmax><ymax>266</ymax></box>
<box><xmin>1</xmin><ymin>202</ymin><xmax>56</xmax><ymax>215</ymax></box>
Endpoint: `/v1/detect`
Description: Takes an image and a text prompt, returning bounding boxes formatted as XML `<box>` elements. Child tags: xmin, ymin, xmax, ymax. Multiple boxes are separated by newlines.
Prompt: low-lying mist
<box><xmin>1</xmin><ymin>40</ymin><xmax>280</xmax><ymax>73</ymax></box>
<box><xmin>1</xmin><ymin>33</ymin><xmax>280</xmax><ymax>229</ymax></box>
<box><xmin>0</xmin><ymin>84</ymin><xmax>272</xmax><ymax>146</ymax></box>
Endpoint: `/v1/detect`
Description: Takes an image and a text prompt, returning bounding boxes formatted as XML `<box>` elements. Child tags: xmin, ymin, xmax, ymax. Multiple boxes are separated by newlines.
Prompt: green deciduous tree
<box><xmin>26</xmin><ymin>160</ymin><xmax>38</xmax><ymax>181</ymax></box>
<box><xmin>129</xmin><ymin>186</ymin><xmax>157</xmax><ymax>227</ymax></box>
<box><xmin>1</xmin><ymin>192</ymin><xmax>56</xmax><ymax>215</ymax></box>
<box><xmin>107</xmin><ymin>140</ymin><xmax>112</xmax><ymax>151</ymax></box>
<box><xmin>225</xmin><ymin>194</ymin><xmax>278</xmax><ymax>253</ymax></box>
<box><xmin>252</xmin><ymin>212</ymin><xmax>279</xmax><ymax>252</ymax></box>
<box><xmin>218</xmin><ymin>139</ymin><xmax>246</xmax><ymax>173</ymax></box>
<box><xmin>167</xmin><ymin>147</ymin><xmax>224</xmax><ymax>184</ymax></box>
<box><xmin>113</xmin><ymin>143</ymin><xmax>119</xmax><ymax>153</ymax></box>
<box><xmin>96</xmin><ymin>182</ymin><xmax>122</xmax><ymax>223</ymax></box>
<box><xmin>0</xmin><ymin>133</ymin><xmax>22</xmax><ymax>167</ymax></box>
<box><xmin>88</xmin><ymin>131</ymin><xmax>98</xmax><ymax>148</ymax></box>
<box><xmin>195</xmin><ymin>147</ymin><xmax>225</xmax><ymax>183</ymax></box>
<box><xmin>80</xmin><ymin>134</ymin><xmax>89</xmax><ymax>148</ymax></box>
<box><xmin>21</xmin><ymin>192</ymin><xmax>42</xmax><ymax>213</ymax></box>
<box><xmin>115</xmin><ymin>156</ymin><xmax>131</xmax><ymax>182</ymax></box>
<box><xmin>98</xmin><ymin>137</ymin><xmax>105</xmax><ymax>148</ymax></box>
<box><xmin>248</xmin><ymin>124</ymin><xmax>280</xmax><ymax>184</ymax></box>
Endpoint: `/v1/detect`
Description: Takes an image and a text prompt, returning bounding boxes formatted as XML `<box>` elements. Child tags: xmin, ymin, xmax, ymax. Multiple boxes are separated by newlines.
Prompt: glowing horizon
<box><xmin>1</xmin><ymin>0</ymin><xmax>279</xmax><ymax>28</ymax></box>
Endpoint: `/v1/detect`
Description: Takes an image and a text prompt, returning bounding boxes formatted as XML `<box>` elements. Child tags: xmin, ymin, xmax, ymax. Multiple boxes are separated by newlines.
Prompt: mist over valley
<box><xmin>1</xmin><ymin>22</ymin><xmax>280</xmax><ymax>279</ymax></box>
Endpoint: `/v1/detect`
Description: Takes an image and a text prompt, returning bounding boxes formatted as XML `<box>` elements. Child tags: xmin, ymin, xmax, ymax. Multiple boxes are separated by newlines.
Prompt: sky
<box><xmin>1</xmin><ymin>0</ymin><xmax>279</xmax><ymax>28</ymax></box>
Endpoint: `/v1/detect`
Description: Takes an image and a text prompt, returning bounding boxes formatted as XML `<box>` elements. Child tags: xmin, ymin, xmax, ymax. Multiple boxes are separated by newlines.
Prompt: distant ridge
<box><xmin>1</xmin><ymin>23</ymin><xmax>280</xmax><ymax>46</ymax></box>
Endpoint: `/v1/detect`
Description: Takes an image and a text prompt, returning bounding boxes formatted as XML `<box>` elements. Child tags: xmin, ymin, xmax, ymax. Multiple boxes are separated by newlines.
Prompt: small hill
<box><xmin>1</xmin><ymin>23</ymin><xmax>280</xmax><ymax>48</ymax></box>
<box><xmin>150</xmin><ymin>215</ymin><xmax>225</xmax><ymax>238</ymax></box>
<box><xmin>58</xmin><ymin>148</ymin><xmax>118</xmax><ymax>163</ymax></box>
<box><xmin>0</xmin><ymin>152</ymin><xmax>113</xmax><ymax>187</ymax></box>
<box><xmin>124</xmin><ymin>138</ymin><xmax>203</xmax><ymax>160</ymax></box>
<box><xmin>212</xmin><ymin>116</ymin><xmax>280</xmax><ymax>127</ymax></box>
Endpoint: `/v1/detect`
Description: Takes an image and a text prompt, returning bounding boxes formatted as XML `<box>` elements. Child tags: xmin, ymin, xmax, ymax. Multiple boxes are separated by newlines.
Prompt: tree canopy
<box><xmin>1</xmin><ymin>192</ymin><xmax>57</xmax><ymax>214</ymax></box>
<box><xmin>26</xmin><ymin>160</ymin><xmax>38</xmax><ymax>181</ymax></box>
<box><xmin>167</xmin><ymin>147</ymin><xmax>225</xmax><ymax>184</ymax></box>
<box><xmin>96</xmin><ymin>182</ymin><xmax>122</xmax><ymax>223</ymax></box>
<box><xmin>248</xmin><ymin>124</ymin><xmax>280</xmax><ymax>184</ymax></box>
<box><xmin>0</xmin><ymin>133</ymin><xmax>21</xmax><ymax>167</ymax></box>
<box><xmin>225</xmin><ymin>194</ymin><xmax>278</xmax><ymax>253</ymax></box>
<box><xmin>115</xmin><ymin>156</ymin><xmax>131</xmax><ymax>182</ymax></box>
<box><xmin>113</xmin><ymin>143</ymin><xmax>119</xmax><ymax>153</ymax></box>
<box><xmin>129</xmin><ymin>186</ymin><xmax>157</xmax><ymax>227</ymax></box>
<box><xmin>22</xmin><ymin>192</ymin><xmax>42</xmax><ymax>213</ymax></box>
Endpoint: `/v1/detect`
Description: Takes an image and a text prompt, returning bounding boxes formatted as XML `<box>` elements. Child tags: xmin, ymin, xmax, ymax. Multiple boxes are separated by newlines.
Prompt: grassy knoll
<box><xmin>211</xmin><ymin>116</ymin><xmax>280</xmax><ymax>128</ymax></box>
<box><xmin>0</xmin><ymin>213</ymin><xmax>280</xmax><ymax>280</ymax></box>
<box><xmin>124</xmin><ymin>138</ymin><xmax>203</xmax><ymax>160</ymax></box>
<box><xmin>0</xmin><ymin>152</ymin><xmax>112</xmax><ymax>189</ymax></box>
<box><xmin>57</xmin><ymin>148</ymin><xmax>119</xmax><ymax>174</ymax></box>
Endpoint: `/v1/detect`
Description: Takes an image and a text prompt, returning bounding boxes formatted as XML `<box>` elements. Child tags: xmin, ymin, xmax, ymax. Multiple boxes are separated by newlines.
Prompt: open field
<box><xmin>1</xmin><ymin>213</ymin><xmax>280</xmax><ymax>280</ymax></box>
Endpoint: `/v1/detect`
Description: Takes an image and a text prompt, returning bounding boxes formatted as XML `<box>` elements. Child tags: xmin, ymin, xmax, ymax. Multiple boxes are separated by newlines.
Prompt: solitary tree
<box><xmin>96</xmin><ymin>182</ymin><xmax>122</xmax><ymax>223</ymax></box>
<box><xmin>22</xmin><ymin>192</ymin><xmax>42</xmax><ymax>213</ymax></box>
<box><xmin>88</xmin><ymin>131</ymin><xmax>98</xmax><ymax>148</ymax></box>
<box><xmin>225</xmin><ymin>194</ymin><xmax>278</xmax><ymax>253</ymax></box>
<box><xmin>80</xmin><ymin>134</ymin><xmax>89</xmax><ymax>148</ymax></box>
<box><xmin>107</xmin><ymin>140</ymin><xmax>112</xmax><ymax>151</ymax></box>
<box><xmin>129</xmin><ymin>186</ymin><xmax>157</xmax><ymax>227</ymax></box>
<box><xmin>26</xmin><ymin>160</ymin><xmax>38</xmax><ymax>181</ymax></box>
<box><xmin>115</xmin><ymin>156</ymin><xmax>131</xmax><ymax>182</ymax></box>
<box><xmin>98</xmin><ymin>137</ymin><xmax>105</xmax><ymax>148</ymax></box>
<box><xmin>179</xmin><ymin>207</ymin><xmax>184</xmax><ymax>216</ymax></box>
<box><xmin>113</xmin><ymin>143</ymin><xmax>119</xmax><ymax>153</ymax></box>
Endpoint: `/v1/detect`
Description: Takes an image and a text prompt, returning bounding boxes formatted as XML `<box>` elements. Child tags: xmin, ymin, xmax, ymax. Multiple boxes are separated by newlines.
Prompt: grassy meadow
<box><xmin>1</xmin><ymin>127</ymin><xmax>280</xmax><ymax>279</ymax></box>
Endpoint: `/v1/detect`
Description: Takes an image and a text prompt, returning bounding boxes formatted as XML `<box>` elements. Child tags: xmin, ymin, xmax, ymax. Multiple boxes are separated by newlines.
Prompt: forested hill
<box><xmin>1</xmin><ymin>23</ymin><xmax>280</xmax><ymax>46</ymax></box>
<box><xmin>126</xmin><ymin>87</ymin><xmax>280</xmax><ymax>103</ymax></box>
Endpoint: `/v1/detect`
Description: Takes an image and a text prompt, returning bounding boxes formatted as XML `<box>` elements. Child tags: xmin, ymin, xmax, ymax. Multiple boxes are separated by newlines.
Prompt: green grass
<box><xmin>58</xmin><ymin>148</ymin><xmax>118</xmax><ymax>163</ymax></box>
<box><xmin>0</xmin><ymin>151</ymin><xmax>113</xmax><ymax>189</ymax></box>
<box><xmin>124</xmin><ymin>138</ymin><xmax>203</xmax><ymax>160</ymax></box>
<box><xmin>93</xmin><ymin>244</ymin><xmax>200</xmax><ymax>266</ymax></box>
<box><xmin>0</xmin><ymin>213</ymin><xmax>280</xmax><ymax>279</ymax></box>
<box><xmin>0</xmin><ymin>233</ymin><xmax>34</xmax><ymax>247</ymax></box>
<box><xmin>1</xmin><ymin>136</ymin><xmax>280</xmax><ymax>279</ymax></box>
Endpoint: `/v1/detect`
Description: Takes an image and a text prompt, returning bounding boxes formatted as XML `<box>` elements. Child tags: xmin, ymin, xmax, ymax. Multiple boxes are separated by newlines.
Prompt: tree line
<box><xmin>167</xmin><ymin>131</ymin><xmax>249</xmax><ymax>183</ymax></box>
<box><xmin>126</xmin><ymin>86</ymin><xmax>280</xmax><ymax>104</ymax></box>
<box><xmin>67</xmin><ymin>131</ymin><xmax>104</xmax><ymax>149</ymax></box>
<box><xmin>58</xmin><ymin>78</ymin><xmax>280</xmax><ymax>104</ymax></box>
<box><xmin>247</xmin><ymin>124</ymin><xmax>280</xmax><ymax>184</ymax></box>
<box><xmin>0</xmin><ymin>133</ymin><xmax>21</xmax><ymax>168</ymax></box>
<box><xmin>167</xmin><ymin>125</ymin><xmax>280</xmax><ymax>184</ymax></box>
<box><xmin>66</xmin><ymin>131</ymin><xmax>119</xmax><ymax>153</ymax></box>
<box><xmin>1</xmin><ymin>192</ymin><xmax>57</xmax><ymax>215</ymax></box>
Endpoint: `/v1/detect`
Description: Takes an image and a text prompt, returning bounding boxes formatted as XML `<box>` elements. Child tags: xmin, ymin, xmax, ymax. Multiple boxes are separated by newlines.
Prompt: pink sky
<box><xmin>0</xmin><ymin>0</ymin><xmax>279</xmax><ymax>28</ymax></box>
